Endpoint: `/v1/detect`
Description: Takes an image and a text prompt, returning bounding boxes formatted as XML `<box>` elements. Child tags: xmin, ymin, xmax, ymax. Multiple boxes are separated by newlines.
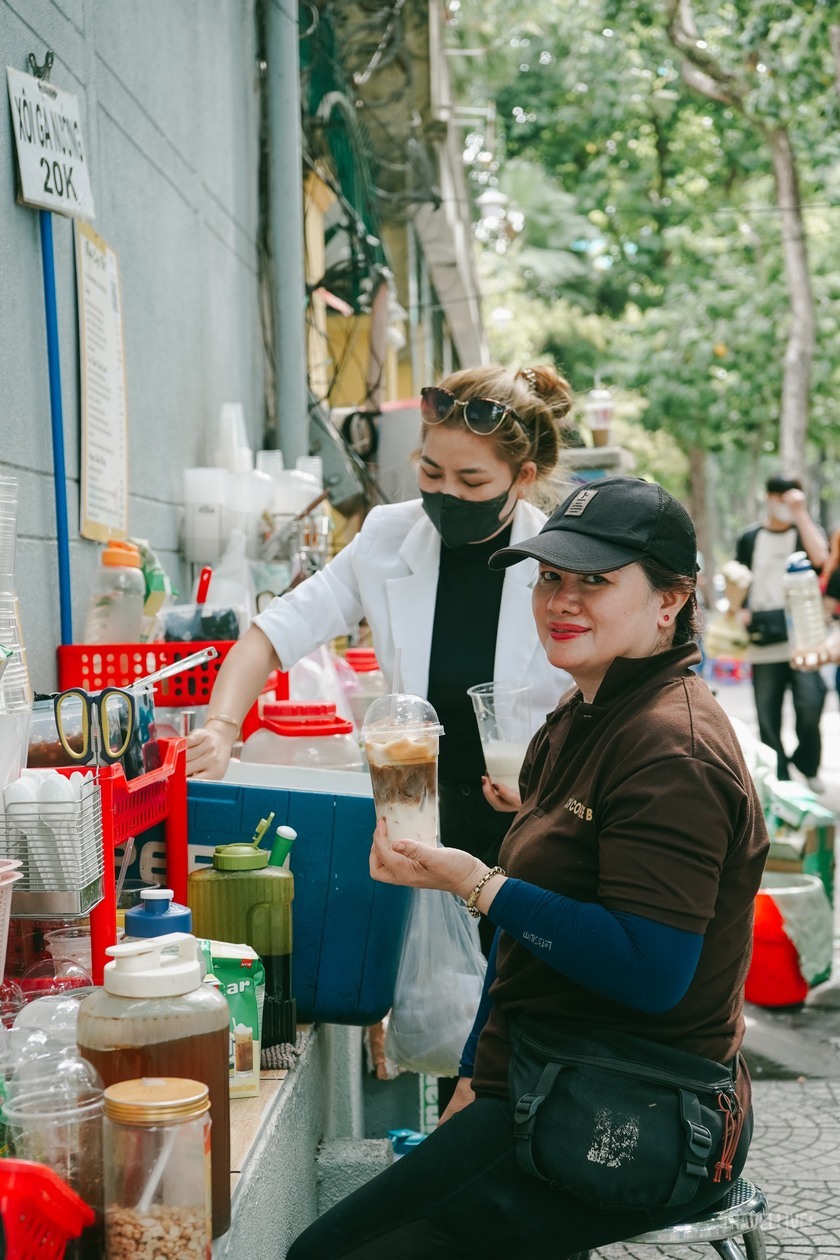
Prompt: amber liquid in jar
<box><xmin>79</xmin><ymin>1027</ymin><xmax>230</xmax><ymax>1239</ymax></box>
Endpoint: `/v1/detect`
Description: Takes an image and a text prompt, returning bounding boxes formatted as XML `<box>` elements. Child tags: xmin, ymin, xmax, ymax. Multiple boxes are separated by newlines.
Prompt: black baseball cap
<box><xmin>489</xmin><ymin>476</ymin><xmax>698</xmax><ymax>575</ymax></box>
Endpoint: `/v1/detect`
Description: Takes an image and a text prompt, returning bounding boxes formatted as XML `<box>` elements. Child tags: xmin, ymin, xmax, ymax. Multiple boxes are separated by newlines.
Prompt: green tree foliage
<box><xmin>448</xmin><ymin>0</ymin><xmax>840</xmax><ymax>541</ymax></box>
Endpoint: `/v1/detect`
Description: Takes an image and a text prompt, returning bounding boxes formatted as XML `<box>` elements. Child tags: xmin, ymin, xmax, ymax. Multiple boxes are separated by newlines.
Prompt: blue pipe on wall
<box><xmin>39</xmin><ymin>210</ymin><xmax>73</xmax><ymax>645</ymax></box>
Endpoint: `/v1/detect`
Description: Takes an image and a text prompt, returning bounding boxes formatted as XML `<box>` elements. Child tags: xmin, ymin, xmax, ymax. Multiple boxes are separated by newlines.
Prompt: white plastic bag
<box><xmin>385</xmin><ymin>888</ymin><xmax>486</xmax><ymax>1076</ymax></box>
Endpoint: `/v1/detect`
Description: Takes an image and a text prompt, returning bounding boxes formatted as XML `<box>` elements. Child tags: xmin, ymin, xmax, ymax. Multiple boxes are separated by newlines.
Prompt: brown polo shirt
<box><xmin>472</xmin><ymin>643</ymin><xmax>769</xmax><ymax>1099</ymax></box>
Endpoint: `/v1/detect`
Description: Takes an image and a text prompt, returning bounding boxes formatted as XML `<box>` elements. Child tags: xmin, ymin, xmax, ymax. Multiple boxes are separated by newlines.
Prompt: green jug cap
<box><xmin>213</xmin><ymin>843</ymin><xmax>269</xmax><ymax>870</ymax></box>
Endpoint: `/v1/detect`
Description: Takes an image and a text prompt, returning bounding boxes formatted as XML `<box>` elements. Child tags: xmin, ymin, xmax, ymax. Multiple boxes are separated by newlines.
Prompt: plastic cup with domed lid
<box><xmin>362</xmin><ymin>694</ymin><xmax>444</xmax><ymax>846</ymax></box>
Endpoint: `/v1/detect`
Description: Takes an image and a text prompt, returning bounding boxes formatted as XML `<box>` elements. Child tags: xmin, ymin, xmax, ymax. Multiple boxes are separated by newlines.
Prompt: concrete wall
<box><xmin>0</xmin><ymin>0</ymin><xmax>263</xmax><ymax>690</ymax></box>
<box><xmin>214</xmin><ymin>1024</ymin><xmax>393</xmax><ymax>1260</ymax></box>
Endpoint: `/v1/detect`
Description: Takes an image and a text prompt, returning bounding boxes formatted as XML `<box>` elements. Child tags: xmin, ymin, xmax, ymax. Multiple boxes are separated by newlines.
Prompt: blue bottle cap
<box><xmin>786</xmin><ymin>550</ymin><xmax>814</xmax><ymax>574</ymax></box>
<box><xmin>124</xmin><ymin>888</ymin><xmax>192</xmax><ymax>937</ymax></box>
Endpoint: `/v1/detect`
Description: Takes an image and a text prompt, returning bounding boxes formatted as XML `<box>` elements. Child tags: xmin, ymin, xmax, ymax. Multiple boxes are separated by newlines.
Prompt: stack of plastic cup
<box><xmin>0</xmin><ymin>478</ymin><xmax>31</xmax><ymax>793</ymax></box>
<box><xmin>0</xmin><ymin>477</ymin><xmax>17</xmax><ymax>591</ymax></box>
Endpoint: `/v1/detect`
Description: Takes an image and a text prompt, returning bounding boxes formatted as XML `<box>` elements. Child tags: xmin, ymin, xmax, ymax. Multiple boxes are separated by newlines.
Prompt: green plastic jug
<box><xmin>188</xmin><ymin>813</ymin><xmax>296</xmax><ymax>1049</ymax></box>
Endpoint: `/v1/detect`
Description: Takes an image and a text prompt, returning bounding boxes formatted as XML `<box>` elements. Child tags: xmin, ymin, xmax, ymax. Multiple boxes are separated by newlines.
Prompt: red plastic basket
<box><xmin>57</xmin><ymin>641</ymin><xmax>236</xmax><ymax>706</ymax></box>
<box><xmin>0</xmin><ymin>1159</ymin><xmax>95</xmax><ymax>1259</ymax></box>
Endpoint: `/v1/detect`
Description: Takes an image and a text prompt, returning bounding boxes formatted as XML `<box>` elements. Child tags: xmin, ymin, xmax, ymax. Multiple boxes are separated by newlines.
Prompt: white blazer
<box><xmin>253</xmin><ymin>498</ymin><xmax>571</xmax><ymax>737</ymax></box>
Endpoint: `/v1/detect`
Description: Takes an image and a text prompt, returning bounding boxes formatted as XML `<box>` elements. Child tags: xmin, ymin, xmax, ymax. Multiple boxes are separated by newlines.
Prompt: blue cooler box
<box><xmin>186</xmin><ymin>764</ymin><xmax>411</xmax><ymax>1025</ymax></box>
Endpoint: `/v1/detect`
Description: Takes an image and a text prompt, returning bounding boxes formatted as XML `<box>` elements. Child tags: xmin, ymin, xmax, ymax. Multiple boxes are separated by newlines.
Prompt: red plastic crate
<box><xmin>56</xmin><ymin>737</ymin><xmax>188</xmax><ymax>984</ymax></box>
<box><xmin>57</xmin><ymin>641</ymin><xmax>236</xmax><ymax>706</ymax></box>
<box><xmin>0</xmin><ymin>1159</ymin><xmax>95</xmax><ymax>1259</ymax></box>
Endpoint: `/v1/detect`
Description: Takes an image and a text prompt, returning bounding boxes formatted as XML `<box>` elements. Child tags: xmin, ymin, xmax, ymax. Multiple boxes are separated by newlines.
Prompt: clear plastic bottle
<box><xmin>240</xmin><ymin>701</ymin><xmax>363</xmax><ymax>769</ymax></box>
<box><xmin>76</xmin><ymin>934</ymin><xmax>231</xmax><ymax>1239</ymax></box>
<box><xmin>83</xmin><ymin>540</ymin><xmax>145</xmax><ymax>643</ymax></box>
<box><xmin>783</xmin><ymin>551</ymin><xmax>827</xmax><ymax>653</ymax></box>
<box><xmin>103</xmin><ymin>1077</ymin><xmax>212</xmax><ymax>1260</ymax></box>
<box><xmin>344</xmin><ymin>649</ymin><xmax>388</xmax><ymax>729</ymax></box>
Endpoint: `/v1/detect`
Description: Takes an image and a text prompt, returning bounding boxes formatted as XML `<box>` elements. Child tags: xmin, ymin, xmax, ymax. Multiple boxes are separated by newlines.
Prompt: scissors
<box><xmin>53</xmin><ymin>686</ymin><xmax>135</xmax><ymax>766</ymax></box>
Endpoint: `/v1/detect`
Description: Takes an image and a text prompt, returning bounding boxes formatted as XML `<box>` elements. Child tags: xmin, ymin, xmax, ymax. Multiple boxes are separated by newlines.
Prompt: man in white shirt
<box><xmin>735</xmin><ymin>474</ymin><xmax>828</xmax><ymax>790</ymax></box>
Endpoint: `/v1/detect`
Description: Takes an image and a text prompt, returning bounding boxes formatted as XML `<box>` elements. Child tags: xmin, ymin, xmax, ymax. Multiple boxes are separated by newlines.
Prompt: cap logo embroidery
<box><xmin>565</xmin><ymin>489</ymin><xmax>598</xmax><ymax>517</ymax></box>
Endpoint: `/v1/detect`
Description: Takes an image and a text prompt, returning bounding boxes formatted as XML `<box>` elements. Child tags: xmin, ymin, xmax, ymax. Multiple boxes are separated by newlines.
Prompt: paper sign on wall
<box><xmin>6</xmin><ymin>67</ymin><xmax>95</xmax><ymax>219</ymax></box>
<box><xmin>76</xmin><ymin>222</ymin><xmax>129</xmax><ymax>541</ymax></box>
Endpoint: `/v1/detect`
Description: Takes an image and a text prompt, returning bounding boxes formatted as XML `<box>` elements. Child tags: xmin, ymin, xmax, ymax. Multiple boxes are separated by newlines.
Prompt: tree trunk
<box><xmin>768</xmin><ymin>128</ymin><xmax>815</xmax><ymax>482</ymax></box>
<box><xmin>687</xmin><ymin>444</ymin><xmax>714</xmax><ymax>605</ymax></box>
<box><xmin>830</xmin><ymin>25</ymin><xmax>840</xmax><ymax>97</ymax></box>
<box><xmin>664</xmin><ymin>2</ymin><xmax>816</xmax><ymax>481</ymax></box>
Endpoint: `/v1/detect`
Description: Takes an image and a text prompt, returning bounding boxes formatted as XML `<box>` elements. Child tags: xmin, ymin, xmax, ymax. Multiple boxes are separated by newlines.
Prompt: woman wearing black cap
<box><xmin>288</xmin><ymin>476</ymin><xmax>769</xmax><ymax>1260</ymax></box>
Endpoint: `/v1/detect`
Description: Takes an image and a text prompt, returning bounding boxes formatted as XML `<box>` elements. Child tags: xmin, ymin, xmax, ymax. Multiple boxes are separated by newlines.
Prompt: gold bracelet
<box><xmin>466</xmin><ymin>866</ymin><xmax>505</xmax><ymax>918</ymax></box>
<box><xmin>206</xmin><ymin>713</ymin><xmax>240</xmax><ymax>731</ymax></box>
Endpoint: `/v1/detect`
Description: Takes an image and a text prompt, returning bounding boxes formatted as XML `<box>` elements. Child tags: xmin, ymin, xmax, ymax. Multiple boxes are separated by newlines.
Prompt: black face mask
<box><xmin>421</xmin><ymin>481</ymin><xmax>517</xmax><ymax>548</ymax></box>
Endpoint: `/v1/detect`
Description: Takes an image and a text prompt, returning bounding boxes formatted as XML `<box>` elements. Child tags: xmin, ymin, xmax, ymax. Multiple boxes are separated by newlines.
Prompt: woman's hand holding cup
<box><xmin>370</xmin><ymin>818</ymin><xmax>486</xmax><ymax>900</ymax></box>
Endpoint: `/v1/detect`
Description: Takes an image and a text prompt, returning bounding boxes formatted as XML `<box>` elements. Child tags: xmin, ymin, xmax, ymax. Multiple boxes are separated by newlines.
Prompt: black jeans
<box><xmin>751</xmin><ymin>660</ymin><xmax>826</xmax><ymax>778</ymax></box>
<box><xmin>287</xmin><ymin>1094</ymin><xmax>753</xmax><ymax>1260</ymax></box>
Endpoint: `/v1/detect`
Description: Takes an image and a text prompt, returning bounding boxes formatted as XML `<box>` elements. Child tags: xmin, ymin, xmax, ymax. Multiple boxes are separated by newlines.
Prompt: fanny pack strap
<box><xmin>512</xmin><ymin>1061</ymin><xmax>561</xmax><ymax>1181</ymax></box>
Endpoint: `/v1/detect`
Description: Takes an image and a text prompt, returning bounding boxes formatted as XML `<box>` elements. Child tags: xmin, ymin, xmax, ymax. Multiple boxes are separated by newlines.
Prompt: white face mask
<box><xmin>769</xmin><ymin>501</ymin><xmax>793</xmax><ymax>525</ymax></box>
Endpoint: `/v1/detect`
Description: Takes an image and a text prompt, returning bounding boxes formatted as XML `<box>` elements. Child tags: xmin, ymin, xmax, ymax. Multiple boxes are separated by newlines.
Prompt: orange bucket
<box><xmin>745</xmin><ymin>889</ymin><xmax>808</xmax><ymax>1007</ymax></box>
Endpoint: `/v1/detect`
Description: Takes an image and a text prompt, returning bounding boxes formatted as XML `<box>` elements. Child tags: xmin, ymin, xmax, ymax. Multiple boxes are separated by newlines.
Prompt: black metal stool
<box><xmin>569</xmin><ymin>1175</ymin><xmax>769</xmax><ymax>1258</ymax></box>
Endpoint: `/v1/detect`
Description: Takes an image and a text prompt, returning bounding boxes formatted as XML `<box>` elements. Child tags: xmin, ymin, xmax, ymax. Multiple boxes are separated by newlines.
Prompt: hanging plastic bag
<box><xmin>385</xmin><ymin>888</ymin><xmax>486</xmax><ymax>1076</ymax></box>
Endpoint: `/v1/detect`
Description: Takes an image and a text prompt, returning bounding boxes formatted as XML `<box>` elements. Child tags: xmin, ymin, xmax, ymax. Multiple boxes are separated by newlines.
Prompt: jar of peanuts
<box><xmin>103</xmin><ymin>1077</ymin><xmax>212</xmax><ymax>1260</ymax></box>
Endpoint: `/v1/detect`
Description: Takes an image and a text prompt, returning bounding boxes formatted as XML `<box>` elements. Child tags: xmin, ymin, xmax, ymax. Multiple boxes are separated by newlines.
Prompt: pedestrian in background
<box><xmin>819</xmin><ymin>526</ymin><xmax>840</xmax><ymax>701</ymax></box>
<box><xmin>735</xmin><ymin>474</ymin><xmax>827</xmax><ymax>790</ymax></box>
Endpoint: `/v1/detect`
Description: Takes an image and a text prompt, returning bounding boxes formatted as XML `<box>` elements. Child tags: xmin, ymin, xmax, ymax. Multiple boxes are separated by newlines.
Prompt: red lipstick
<box><xmin>549</xmin><ymin>623</ymin><xmax>588</xmax><ymax>639</ymax></box>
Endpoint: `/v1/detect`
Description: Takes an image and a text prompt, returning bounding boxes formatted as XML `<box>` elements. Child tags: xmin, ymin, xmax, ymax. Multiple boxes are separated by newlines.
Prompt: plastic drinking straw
<box><xmin>114</xmin><ymin>836</ymin><xmax>135</xmax><ymax>908</ymax></box>
<box><xmin>136</xmin><ymin>1125</ymin><xmax>179</xmax><ymax>1215</ymax></box>
<box><xmin>390</xmin><ymin>648</ymin><xmax>402</xmax><ymax>720</ymax></box>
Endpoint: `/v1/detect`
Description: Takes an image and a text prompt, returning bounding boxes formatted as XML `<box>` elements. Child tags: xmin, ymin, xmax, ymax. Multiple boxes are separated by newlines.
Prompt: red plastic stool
<box><xmin>745</xmin><ymin>889</ymin><xmax>808</xmax><ymax>1007</ymax></box>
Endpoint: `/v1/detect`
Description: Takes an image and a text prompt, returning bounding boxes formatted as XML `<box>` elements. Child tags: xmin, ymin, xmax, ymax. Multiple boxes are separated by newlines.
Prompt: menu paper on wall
<box><xmin>75</xmin><ymin>222</ymin><xmax>129</xmax><ymax>541</ymax></box>
<box><xmin>6</xmin><ymin>67</ymin><xmax>95</xmax><ymax>219</ymax></box>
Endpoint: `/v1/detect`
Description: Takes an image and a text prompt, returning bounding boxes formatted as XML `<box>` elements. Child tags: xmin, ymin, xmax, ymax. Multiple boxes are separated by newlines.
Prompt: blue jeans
<box><xmin>751</xmin><ymin>660</ymin><xmax>826</xmax><ymax>778</ymax></box>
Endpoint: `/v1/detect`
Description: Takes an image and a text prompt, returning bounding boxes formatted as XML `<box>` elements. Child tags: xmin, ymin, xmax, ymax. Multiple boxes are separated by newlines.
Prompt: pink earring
<box><xmin>663</xmin><ymin>614</ymin><xmax>670</xmax><ymax>622</ymax></box>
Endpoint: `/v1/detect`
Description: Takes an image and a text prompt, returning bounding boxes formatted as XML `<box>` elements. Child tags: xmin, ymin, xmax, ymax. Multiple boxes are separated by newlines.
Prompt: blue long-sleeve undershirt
<box><xmin>458</xmin><ymin>882</ymin><xmax>703</xmax><ymax>1078</ymax></box>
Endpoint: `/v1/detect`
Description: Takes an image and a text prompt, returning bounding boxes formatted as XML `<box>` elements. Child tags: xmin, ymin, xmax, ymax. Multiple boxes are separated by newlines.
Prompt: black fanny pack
<box><xmin>509</xmin><ymin>1017</ymin><xmax>742</xmax><ymax>1210</ymax></box>
<box><xmin>747</xmin><ymin>608</ymin><xmax>788</xmax><ymax>646</ymax></box>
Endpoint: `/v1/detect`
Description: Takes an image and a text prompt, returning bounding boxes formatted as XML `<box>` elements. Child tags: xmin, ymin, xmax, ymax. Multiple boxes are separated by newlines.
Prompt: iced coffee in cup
<box><xmin>362</xmin><ymin>694</ymin><xmax>443</xmax><ymax>846</ymax></box>
<box><xmin>234</xmin><ymin>1023</ymin><xmax>254</xmax><ymax>1074</ymax></box>
<box><xmin>467</xmin><ymin>682</ymin><xmax>531</xmax><ymax>793</ymax></box>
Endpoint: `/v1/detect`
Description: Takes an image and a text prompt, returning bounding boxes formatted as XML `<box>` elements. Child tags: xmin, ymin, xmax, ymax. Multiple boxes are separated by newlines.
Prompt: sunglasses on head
<box><xmin>420</xmin><ymin>386</ymin><xmax>526</xmax><ymax>436</ymax></box>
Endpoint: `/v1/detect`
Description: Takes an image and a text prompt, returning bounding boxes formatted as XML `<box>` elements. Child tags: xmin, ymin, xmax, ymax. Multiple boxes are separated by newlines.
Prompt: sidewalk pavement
<box><xmin>599</xmin><ymin>676</ymin><xmax>840</xmax><ymax>1258</ymax></box>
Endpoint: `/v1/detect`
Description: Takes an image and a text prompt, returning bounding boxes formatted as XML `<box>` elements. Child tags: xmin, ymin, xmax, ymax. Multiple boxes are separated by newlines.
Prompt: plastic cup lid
<box><xmin>361</xmin><ymin>693</ymin><xmax>443</xmax><ymax>738</ymax></box>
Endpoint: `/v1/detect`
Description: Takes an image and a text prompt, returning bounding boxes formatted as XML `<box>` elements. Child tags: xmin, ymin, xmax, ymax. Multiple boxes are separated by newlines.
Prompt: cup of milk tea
<box><xmin>467</xmin><ymin>682</ymin><xmax>531</xmax><ymax>793</ymax></box>
<box><xmin>362</xmin><ymin>694</ymin><xmax>444</xmax><ymax>845</ymax></box>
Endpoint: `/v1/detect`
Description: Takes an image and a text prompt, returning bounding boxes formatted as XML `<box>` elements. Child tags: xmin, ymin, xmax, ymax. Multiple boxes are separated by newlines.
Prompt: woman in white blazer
<box><xmin>186</xmin><ymin>364</ymin><xmax>574</xmax><ymax>875</ymax></box>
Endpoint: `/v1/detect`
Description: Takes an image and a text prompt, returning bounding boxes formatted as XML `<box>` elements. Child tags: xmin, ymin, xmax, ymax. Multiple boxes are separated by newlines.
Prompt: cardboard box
<box><xmin>765</xmin><ymin>822</ymin><xmax>835</xmax><ymax>904</ymax></box>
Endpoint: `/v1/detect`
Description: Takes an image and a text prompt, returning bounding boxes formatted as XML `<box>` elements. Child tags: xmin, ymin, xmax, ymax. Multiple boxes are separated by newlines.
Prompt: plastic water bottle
<box><xmin>783</xmin><ymin>552</ymin><xmax>826</xmax><ymax>653</ymax></box>
<box><xmin>83</xmin><ymin>540</ymin><xmax>145</xmax><ymax>643</ymax></box>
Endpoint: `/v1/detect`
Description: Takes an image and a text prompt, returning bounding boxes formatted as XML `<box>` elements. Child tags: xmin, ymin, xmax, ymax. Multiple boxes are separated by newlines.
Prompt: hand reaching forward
<box><xmin>438</xmin><ymin>1077</ymin><xmax>475</xmax><ymax>1126</ymax></box>
<box><xmin>791</xmin><ymin>627</ymin><xmax>840</xmax><ymax>672</ymax></box>
<box><xmin>369</xmin><ymin>819</ymin><xmax>485</xmax><ymax>901</ymax></box>
<box><xmin>481</xmin><ymin>774</ymin><xmax>521</xmax><ymax>813</ymax></box>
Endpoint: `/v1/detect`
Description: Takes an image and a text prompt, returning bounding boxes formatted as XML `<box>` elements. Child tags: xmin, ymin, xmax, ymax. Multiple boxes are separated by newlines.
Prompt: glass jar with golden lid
<box><xmin>103</xmin><ymin>1076</ymin><xmax>212</xmax><ymax>1260</ymax></box>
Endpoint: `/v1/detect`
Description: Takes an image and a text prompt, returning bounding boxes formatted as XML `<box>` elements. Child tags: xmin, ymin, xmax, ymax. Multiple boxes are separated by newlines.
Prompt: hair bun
<box><xmin>519</xmin><ymin>364</ymin><xmax>573</xmax><ymax>423</ymax></box>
